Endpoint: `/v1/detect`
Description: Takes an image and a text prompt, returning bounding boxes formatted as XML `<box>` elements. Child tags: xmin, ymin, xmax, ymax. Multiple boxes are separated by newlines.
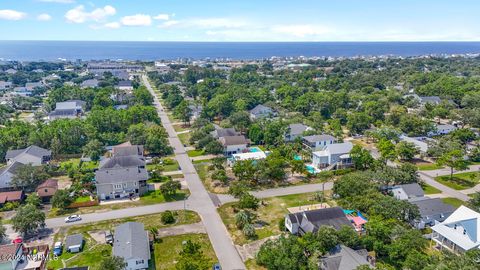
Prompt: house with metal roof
<box><xmin>285</xmin><ymin>123</ymin><xmax>312</xmax><ymax>142</ymax></box>
<box><xmin>65</xmin><ymin>234</ymin><xmax>84</xmax><ymax>253</ymax></box>
<box><xmin>303</xmin><ymin>134</ymin><xmax>336</xmax><ymax>151</ymax></box>
<box><xmin>391</xmin><ymin>183</ymin><xmax>425</xmax><ymax>200</ymax></box>
<box><xmin>49</xmin><ymin>100</ymin><xmax>86</xmax><ymax>120</ymax></box>
<box><xmin>320</xmin><ymin>245</ymin><xmax>373</xmax><ymax>270</ymax></box>
<box><xmin>431</xmin><ymin>205</ymin><xmax>480</xmax><ymax>253</ymax></box>
<box><xmin>113</xmin><ymin>222</ymin><xmax>151</xmax><ymax>270</ymax></box>
<box><xmin>5</xmin><ymin>145</ymin><xmax>51</xmax><ymax>166</ymax></box>
<box><xmin>311</xmin><ymin>142</ymin><xmax>353</xmax><ymax>170</ymax></box>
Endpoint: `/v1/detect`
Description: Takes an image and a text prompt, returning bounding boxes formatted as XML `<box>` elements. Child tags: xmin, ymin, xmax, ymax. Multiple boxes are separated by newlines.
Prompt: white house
<box><xmin>391</xmin><ymin>183</ymin><xmax>424</xmax><ymax>200</ymax></box>
<box><xmin>399</xmin><ymin>135</ymin><xmax>429</xmax><ymax>154</ymax></box>
<box><xmin>116</xmin><ymin>80</ymin><xmax>134</xmax><ymax>91</ymax></box>
<box><xmin>312</xmin><ymin>142</ymin><xmax>353</xmax><ymax>170</ymax></box>
<box><xmin>228</xmin><ymin>151</ymin><xmax>267</xmax><ymax>166</ymax></box>
<box><xmin>219</xmin><ymin>135</ymin><xmax>249</xmax><ymax>156</ymax></box>
<box><xmin>113</xmin><ymin>222</ymin><xmax>151</xmax><ymax>270</ymax></box>
<box><xmin>303</xmin><ymin>134</ymin><xmax>336</xmax><ymax>151</ymax></box>
<box><xmin>5</xmin><ymin>145</ymin><xmax>51</xmax><ymax>166</ymax></box>
<box><xmin>431</xmin><ymin>205</ymin><xmax>480</xmax><ymax>253</ymax></box>
<box><xmin>429</xmin><ymin>124</ymin><xmax>457</xmax><ymax>137</ymax></box>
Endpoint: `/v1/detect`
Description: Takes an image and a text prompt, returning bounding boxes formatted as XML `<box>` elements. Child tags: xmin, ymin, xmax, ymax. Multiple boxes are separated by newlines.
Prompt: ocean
<box><xmin>1</xmin><ymin>41</ymin><xmax>480</xmax><ymax>61</ymax></box>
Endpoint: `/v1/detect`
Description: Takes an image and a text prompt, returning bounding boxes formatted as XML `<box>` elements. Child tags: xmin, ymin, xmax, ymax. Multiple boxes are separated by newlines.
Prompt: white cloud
<box><xmin>120</xmin><ymin>14</ymin><xmax>152</xmax><ymax>26</ymax></box>
<box><xmin>103</xmin><ymin>22</ymin><xmax>121</xmax><ymax>29</ymax></box>
<box><xmin>158</xmin><ymin>20</ymin><xmax>180</xmax><ymax>28</ymax></box>
<box><xmin>272</xmin><ymin>24</ymin><xmax>332</xmax><ymax>37</ymax></box>
<box><xmin>0</xmin><ymin>9</ymin><xmax>27</xmax><ymax>21</ymax></box>
<box><xmin>37</xmin><ymin>13</ymin><xmax>52</xmax><ymax>21</ymax></box>
<box><xmin>154</xmin><ymin>14</ymin><xmax>170</xmax><ymax>21</ymax></box>
<box><xmin>38</xmin><ymin>0</ymin><xmax>75</xmax><ymax>3</ymax></box>
<box><xmin>65</xmin><ymin>5</ymin><xmax>116</xmax><ymax>23</ymax></box>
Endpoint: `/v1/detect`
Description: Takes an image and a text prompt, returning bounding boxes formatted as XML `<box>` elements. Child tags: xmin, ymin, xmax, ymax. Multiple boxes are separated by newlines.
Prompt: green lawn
<box><xmin>218</xmin><ymin>192</ymin><xmax>331</xmax><ymax>245</ymax></box>
<box><xmin>74</xmin><ymin>196</ymin><xmax>92</xmax><ymax>203</ymax></box>
<box><xmin>416</xmin><ymin>163</ymin><xmax>443</xmax><ymax>171</ymax></box>
<box><xmin>177</xmin><ymin>132</ymin><xmax>191</xmax><ymax>146</ymax></box>
<box><xmin>442</xmin><ymin>197</ymin><xmax>465</xmax><ymax>208</ymax></box>
<box><xmin>187</xmin><ymin>149</ymin><xmax>205</xmax><ymax>157</ymax></box>
<box><xmin>154</xmin><ymin>234</ymin><xmax>218</xmax><ymax>270</ymax></box>
<box><xmin>147</xmin><ymin>159</ymin><xmax>180</xmax><ymax>172</ymax></box>
<box><xmin>172</xmin><ymin>124</ymin><xmax>190</xmax><ymax>133</ymax></box>
<box><xmin>435</xmin><ymin>172</ymin><xmax>480</xmax><ymax>190</ymax></box>
<box><xmin>59</xmin><ymin>158</ymin><xmax>99</xmax><ymax>171</ymax></box>
<box><xmin>422</xmin><ymin>184</ymin><xmax>441</xmax><ymax>195</ymax></box>
<box><xmin>140</xmin><ymin>190</ymin><xmax>189</xmax><ymax>204</ymax></box>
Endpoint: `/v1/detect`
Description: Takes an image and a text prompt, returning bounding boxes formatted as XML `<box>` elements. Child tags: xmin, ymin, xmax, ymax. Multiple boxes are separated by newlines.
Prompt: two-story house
<box><xmin>113</xmin><ymin>222</ymin><xmax>151</xmax><ymax>270</ymax></box>
<box><xmin>302</xmin><ymin>134</ymin><xmax>336</xmax><ymax>151</ymax></box>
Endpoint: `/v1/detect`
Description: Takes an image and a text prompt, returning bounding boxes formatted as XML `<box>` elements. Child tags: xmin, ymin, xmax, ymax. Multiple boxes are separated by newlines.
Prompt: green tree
<box><xmin>242</xmin><ymin>223</ymin><xmax>257</xmax><ymax>239</ymax></box>
<box><xmin>248</xmin><ymin>124</ymin><xmax>263</xmax><ymax>145</ymax></box>
<box><xmin>25</xmin><ymin>193</ymin><xmax>41</xmax><ymax>208</ymax></box>
<box><xmin>378</xmin><ymin>139</ymin><xmax>396</xmax><ymax>163</ymax></box>
<box><xmin>176</xmin><ymin>240</ymin><xmax>212</xmax><ymax>270</ymax></box>
<box><xmin>468</xmin><ymin>192</ymin><xmax>480</xmax><ymax>212</ymax></box>
<box><xmin>11</xmin><ymin>164</ymin><xmax>49</xmax><ymax>191</ymax></box>
<box><xmin>350</xmin><ymin>145</ymin><xmax>375</xmax><ymax>170</ymax></box>
<box><xmin>82</xmin><ymin>139</ymin><xmax>103</xmax><ymax>161</ymax></box>
<box><xmin>211</xmin><ymin>169</ymin><xmax>229</xmax><ymax>185</ymax></box>
<box><xmin>316</xmin><ymin>226</ymin><xmax>339</xmax><ymax>253</ymax></box>
<box><xmin>238</xmin><ymin>193</ymin><xmax>259</xmax><ymax>210</ymax></box>
<box><xmin>0</xmin><ymin>219</ymin><xmax>5</xmax><ymax>243</ymax></box>
<box><xmin>160</xmin><ymin>180</ymin><xmax>182</xmax><ymax>197</ymax></box>
<box><xmin>436</xmin><ymin>149</ymin><xmax>469</xmax><ymax>180</ymax></box>
<box><xmin>99</xmin><ymin>256</ymin><xmax>127</xmax><ymax>270</ymax></box>
<box><xmin>204</xmin><ymin>140</ymin><xmax>224</xmax><ymax>155</ymax></box>
<box><xmin>174</xmin><ymin>100</ymin><xmax>193</xmax><ymax>125</ymax></box>
<box><xmin>52</xmin><ymin>189</ymin><xmax>73</xmax><ymax>211</ymax></box>
<box><xmin>161</xmin><ymin>210</ymin><xmax>176</xmax><ymax>224</ymax></box>
<box><xmin>12</xmin><ymin>204</ymin><xmax>45</xmax><ymax>236</ymax></box>
<box><xmin>395</xmin><ymin>141</ymin><xmax>420</xmax><ymax>161</ymax></box>
<box><xmin>235</xmin><ymin>210</ymin><xmax>254</xmax><ymax>229</ymax></box>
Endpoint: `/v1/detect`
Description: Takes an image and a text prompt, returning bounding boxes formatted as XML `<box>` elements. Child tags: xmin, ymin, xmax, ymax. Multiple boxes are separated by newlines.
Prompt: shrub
<box><xmin>161</xmin><ymin>210</ymin><xmax>175</xmax><ymax>224</ymax></box>
<box><xmin>278</xmin><ymin>219</ymin><xmax>286</xmax><ymax>231</ymax></box>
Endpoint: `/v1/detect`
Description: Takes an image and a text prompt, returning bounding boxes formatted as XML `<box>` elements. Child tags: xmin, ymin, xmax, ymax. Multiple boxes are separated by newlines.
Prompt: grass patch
<box><xmin>173</xmin><ymin>124</ymin><xmax>190</xmax><ymax>133</ymax></box>
<box><xmin>422</xmin><ymin>184</ymin><xmax>441</xmax><ymax>195</ymax></box>
<box><xmin>74</xmin><ymin>196</ymin><xmax>92</xmax><ymax>203</ymax></box>
<box><xmin>435</xmin><ymin>172</ymin><xmax>480</xmax><ymax>190</ymax></box>
<box><xmin>245</xmin><ymin>259</ymin><xmax>267</xmax><ymax>270</ymax></box>
<box><xmin>177</xmin><ymin>132</ymin><xmax>191</xmax><ymax>146</ymax></box>
<box><xmin>154</xmin><ymin>234</ymin><xmax>217</xmax><ymax>270</ymax></box>
<box><xmin>140</xmin><ymin>190</ymin><xmax>189</xmax><ymax>204</ymax></box>
<box><xmin>442</xmin><ymin>198</ymin><xmax>465</xmax><ymax>208</ymax></box>
<box><xmin>147</xmin><ymin>160</ymin><xmax>180</xmax><ymax>172</ymax></box>
<box><xmin>218</xmin><ymin>192</ymin><xmax>331</xmax><ymax>245</ymax></box>
<box><xmin>187</xmin><ymin>149</ymin><xmax>205</xmax><ymax>157</ymax></box>
<box><xmin>59</xmin><ymin>158</ymin><xmax>98</xmax><ymax>171</ymax></box>
<box><xmin>416</xmin><ymin>163</ymin><xmax>443</xmax><ymax>171</ymax></box>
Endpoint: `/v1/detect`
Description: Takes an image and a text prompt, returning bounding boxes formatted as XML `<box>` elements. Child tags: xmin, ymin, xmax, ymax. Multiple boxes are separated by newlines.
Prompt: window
<box><xmin>134</xmin><ymin>182</ymin><xmax>137</xmax><ymax>186</ymax></box>
<box><xmin>123</xmin><ymin>183</ymin><xmax>127</xmax><ymax>187</ymax></box>
<box><xmin>114</xmin><ymin>184</ymin><xmax>122</xmax><ymax>189</ymax></box>
<box><xmin>45</xmin><ymin>189</ymin><xmax>48</xmax><ymax>193</ymax></box>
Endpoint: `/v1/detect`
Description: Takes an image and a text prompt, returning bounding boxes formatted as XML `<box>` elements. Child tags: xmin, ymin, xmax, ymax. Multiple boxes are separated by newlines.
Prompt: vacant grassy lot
<box><xmin>154</xmin><ymin>233</ymin><xmax>218</xmax><ymax>269</ymax></box>
<box><xmin>442</xmin><ymin>197</ymin><xmax>465</xmax><ymax>208</ymax></box>
<box><xmin>187</xmin><ymin>149</ymin><xmax>205</xmax><ymax>157</ymax></box>
<box><xmin>421</xmin><ymin>183</ymin><xmax>441</xmax><ymax>194</ymax></box>
<box><xmin>435</xmin><ymin>172</ymin><xmax>480</xmax><ymax>190</ymax></box>
<box><xmin>218</xmin><ymin>192</ymin><xmax>332</xmax><ymax>245</ymax></box>
<box><xmin>177</xmin><ymin>132</ymin><xmax>191</xmax><ymax>146</ymax></box>
<box><xmin>416</xmin><ymin>163</ymin><xmax>443</xmax><ymax>171</ymax></box>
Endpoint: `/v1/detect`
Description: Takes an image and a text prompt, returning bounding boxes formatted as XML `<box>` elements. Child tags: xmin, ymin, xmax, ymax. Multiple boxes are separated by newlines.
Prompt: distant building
<box><xmin>95</xmin><ymin>144</ymin><xmax>148</xmax><ymax>200</ymax></box>
<box><xmin>399</xmin><ymin>135</ymin><xmax>429</xmax><ymax>154</ymax></box>
<box><xmin>285</xmin><ymin>207</ymin><xmax>353</xmax><ymax>235</ymax></box>
<box><xmin>419</xmin><ymin>96</ymin><xmax>442</xmax><ymax>105</ymax></box>
<box><xmin>80</xmin><ymin>79</ymin><xmax>99</xmax><ymax>89</ymax></box>
<box><xmin>249</xmin><ymin>104</ymin><xmax>275</xmax><ymax>120</ymax></box>
<box><xmin>285</xmin><ymin>123</ymin><xmax>311</xmax><ymax>142</ymax></box>
<box><xmin>49</xmin><ymin>100</ymin><xmax>86</xmax><ymax>120</ymax></box>
<box><xmin>5</xmin><ymin>145</ymin><xmax>52</xmax><ymax>166</ymax></box>
<box><xmin>0</xmin><ymin>162</ymin><xmax>24</xmax><ymax>192</ymax></box>
<box><xmin>113</xmin><ymin>222</ymin><xmax>151</xmax><ymax>270</ymax></box>
<box><xmin>25</xmin><ymin>82</ymin><xmax>43</xmax><ymax>91</ymax></box>
<box><xmin>429</xmin><ymin>124</ymin><xmax>457</xmax><ymax>137</ymax></box>
<box><xmin>0</xmin><ymin>81</ymin><xmax>12</xmax><ymax>90</ymax></box>
<box><xmin>116</xmin><ymin>80</ymin><xmax>134</xmax><ymax>91</ymax></box>
<box><xmin>228</xmin><ymin>150</ymin><xmax>267</xmax><ymax>166</ymax></box>
<box><xmin>210</xmin><ymin>127</ymin><xmax>239</xmax><ymax>139</ymax></box>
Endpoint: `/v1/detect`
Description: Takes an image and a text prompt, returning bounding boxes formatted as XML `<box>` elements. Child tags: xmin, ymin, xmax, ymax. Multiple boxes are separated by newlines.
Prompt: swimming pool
<box><xmin>306</xmin><ymin>165</ymin><xmax>316</xmax><ymax>174</ymax></box>
<box><xmin>249</xmin><ymin>147</ymin><xmax>262</xmax><ymax>153</ymax></box>
<box><xmin>294</xmin><ymin>155</ymin><xmax>302</xmax><ymax>161</ymax></box>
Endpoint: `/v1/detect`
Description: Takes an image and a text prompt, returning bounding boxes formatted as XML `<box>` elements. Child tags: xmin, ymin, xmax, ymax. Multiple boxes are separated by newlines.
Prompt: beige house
<box><xmin>36</xmin><ymin>179</ymin><xmax>58</xmax><ymax>201</ymax></box>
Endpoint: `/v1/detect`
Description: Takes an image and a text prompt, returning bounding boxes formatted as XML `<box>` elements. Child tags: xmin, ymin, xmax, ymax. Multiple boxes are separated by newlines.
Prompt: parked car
<box><xmin>53</xmin><ymin>242</ymin><xmax>63</xmax><ymax>256</ymax></box>
<box><xmin>12</xmin><ymin>237</ymin><xmax>23</xmax><ymax>244</ymax></box>
<box><xmin>64</xmin><ymin>214</ymin><xmax>82</xmax><ymax>223</ymax></box>
<box><xmin>105</xmin><ymin>231</ymin><xmax>113</xmax><ymax>245</ymax></box>
<box><xmin>212</xmin><ymin>263</ymin><xmax>221</xmax><ymax>270</ymax></box>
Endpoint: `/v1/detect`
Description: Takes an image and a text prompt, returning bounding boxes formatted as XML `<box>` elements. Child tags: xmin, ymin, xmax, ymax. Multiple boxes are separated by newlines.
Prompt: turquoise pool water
<box><xmin>306</xmin><ymin>165</ymin><xmax>316</xmax><ymax>174</ymax></box>
<box><xmin>294</xmin><ymin>155</ymin><xmax>301</xmax><ymax>161</ymax></box>
<box><xmin>249</xmin><ymin>147</ymin><xmax>261</xmax><ymax>152</ymax></box>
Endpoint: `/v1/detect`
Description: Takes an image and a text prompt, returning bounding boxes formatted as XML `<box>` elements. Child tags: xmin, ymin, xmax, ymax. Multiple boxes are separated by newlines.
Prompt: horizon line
<box><xmin>2</xmin><ymin>40</ymin><xmax>480</xmax><ymax>43</ymax></box>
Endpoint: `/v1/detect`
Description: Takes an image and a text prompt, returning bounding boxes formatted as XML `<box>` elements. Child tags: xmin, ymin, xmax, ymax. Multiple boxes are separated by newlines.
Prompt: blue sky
<box><xmin>0</xmin><ymin>0</ymin><xmax>478</xmax><ymax>41</ymax></box>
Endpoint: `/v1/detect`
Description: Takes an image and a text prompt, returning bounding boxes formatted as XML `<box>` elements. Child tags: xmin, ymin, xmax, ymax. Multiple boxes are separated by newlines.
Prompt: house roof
<box><xmin>313</xmin><ymin>142</ymin><xmax>353</xmax><ymax>157</ymax></box>
<box><xmin>296</xmin><ymin>207</ymin><xmax>352</xmax><ymax>233</ymax></box>
<box><xmin>304</xmin><ymin>134</ymin><xmax>336</xmax><ymax>143</ymax></box>
<box><xmin>55</xmin><ymin>100</ymin><xmax>86</xmax><ymax>110</ymax></box>
<box><xmin>212</xmin><ymin>128</ymin><xmax>238</xmax><ymax>138</ymax></box>
<box><xmin>0</xmin><ymin>162</ymin><xmax>24</xmax><ymax>189</ymax></box>
<box><xmin>436</xmin><ymin>124</ymin><xmax>456</xmax><ymax>130</ymax></box>
<box><xmin>232</xmin><ymin>151</ymin><xmax>267</xmax><ymax>161</ymax></box>
<box><xmin>219</xmin><ymin>135</ymin><xmax>248</xmax><ymax>146</ymax></box>
<box><xmin>113</xmin><ymin>222</ymin><xmax>150</xmax><ymax>261</ymax></box>
<box><xmin>287</xmin><ymin>123</ymin><xmax>309</xmax><ymax>135</ymax></box>
<box><xmin>399</xmin><ymin>135</ymin><xmax>428</xmax><ymax>153</ymax></box>
<box><xmin>249</xmin><ymin>104</ymin><xmax>273</xmax><ymax>115</ymax></box>
<box><xmin>37</xmin><ymin>179</ymin><xmax>58</xmax><ymax>190</ymax></box>
<box><xmin>0</xmin><ymin>190</ymin><xmax>23</xmax><ymax>204</ymax></box>
<box><xmin>393</xmin><ymin>183</ymin><xmax>424</xmax><ymax>198</ymax></box>
<box><xmin>0</xmin><ymin>244</ymin><xmax>22</xmax><ymax>262</ymax></box>
<box><xmin>409</xmin><ymin>197</ymin><xmax>455</xmax><ymax>218</ymax></box>
<box><xmin>81</xmin><ymin>79</ymin><xmax>99</xmax><ymax>88</ymax></box>
<box><xmin>5</xmin><ymin>145</ymin><xmax>51</xmax><ymax>160</ymax></box>
<box><xmin>99</xmin><ymin>155</ymin><xmax>145</xmax><ymax>169</ymax></box>
<box><xmin>431</xmin><ymin>205</ymin><xmax>480</xmax><ymax>251</ymax></box>
<box><xmin>65</xmin><ymin>234</ymin><xmax>83</xmax><ymax>248</ymax></box>
<box><xmin>112</xmin><ymin>145</ymin><xmax>144</xmax><ymax>157</ymax></box>
<box><xmin>116</xmin><ymin>80</ymin><xmax>133</xmax><ymax>87</ymax></box>
<box><xmin>321</xmin><ymin>245</ymin><xmax>370</xmax><ymax>270</ymax></box>
<box><xmin>419</xmin><ymin>96</ymin><xmax>441</xmax><ymax>104</ymax></box>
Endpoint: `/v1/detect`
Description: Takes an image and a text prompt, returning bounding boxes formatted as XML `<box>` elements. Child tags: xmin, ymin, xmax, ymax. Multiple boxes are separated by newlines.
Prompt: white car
<box><xmin>64</xmin><ymin>215</ymin><xmax>82</xmax><ymax>223</ymax></box>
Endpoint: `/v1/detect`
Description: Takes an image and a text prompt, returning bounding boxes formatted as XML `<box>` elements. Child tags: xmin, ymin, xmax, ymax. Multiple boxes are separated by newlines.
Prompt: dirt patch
<box><xmin>88</xmin><ymin>231</ymin><xmax>107</xmax><ymax>244</ymax></box>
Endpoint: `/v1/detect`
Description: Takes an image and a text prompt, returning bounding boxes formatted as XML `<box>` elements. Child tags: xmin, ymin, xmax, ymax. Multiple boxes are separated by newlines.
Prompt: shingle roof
<box><xmin>321</xmin><ymin>245</ymin><xmax>371</xmax><ymax>270</ymax></box>
<box><xmin>395</xmin><ymin>183</ymin><xmax>424</xmax><ymax>198</ymax></box>
<box><xmin>410</xmin><ymin>197</ymin><xmax>455</xmax><ymax>218</ymax></box>
<box><xmin>212</xmin><ymin>128</ymin><xmax>238</xmax><ymax>138</ymax></box>
<box><xmin>112</xmin><ymin>145</ymin><xmax>144</xmax><ymax>157</ymax></box>
<box><xmin>219</xmin><ymin>135</ymin><xmax>248</xmax><ymax>146</ymax></box>
<box><xmin>304</xmin><ymin>134</ymin><xmax>336</xmax><ymax>143</ymax></box>
<box><xmin>0</xmin><ymin>190</ymin><xmax>23</xmax><ymax>204</ymax></box>
<box><xmin>298</xmin><ymin>207</ymin><xmax>352</xmax><ymax>234</ymax></box>
<box><xmin>65</xmin><ymin>234</ymin><xmax>83</xmax><ymax>248</ymax></box>
<box><xmin>419</xmin><ymin>96</ymin><xmax>441</xmax><ymax>104</ymax></box>
<box><xmin>37</xmin><ymin>179</ymin><xmax>58</xmax><ymax>189</ymax></box>
<box><xmin>249</xmin><ymin>104</ymin><xmax>273</xmax><ymax>115</ymax></box>
<box><xmin>287</xmin><ymin>123</ymin><xmax>309</xmax><ymax>135</ymax></box>
<box><xmin>5</xmin><ymin>145</ymin><xmax>51</xmax><ymax>160</ymax></box>
<box><xmin>0</xmin><ymin>244</ymin><xmax>22</xmax><ymax>262</ymax></box>
<box><xmin>116</xmin><ymin>80</ymin><xmax>133</xmax><ymax>87</ymax></box>
<box><xmin>113</xmin><ymin>222</ymin><xmax>150</xmax><ymax>261</ymax></box>
<box><xmin>99</xmin><ymin>155</ymin><xmax>146</xmax><ymax>169</ymax></box>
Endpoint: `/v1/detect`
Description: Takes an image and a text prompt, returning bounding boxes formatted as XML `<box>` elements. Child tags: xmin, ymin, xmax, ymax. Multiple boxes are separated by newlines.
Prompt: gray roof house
<box><xmin>0</xmin><ymin>162</ymin><xmax>24</xmax><ymax>192</ymax></box>
<box><xmin>5</xmin><ymin>145</ymin><xmax>51</xmax><ymax>166</ymax></box>
<box><xmin>285</xmin><ymin>207</ymin><xmax>353</xmax><ymax>235</ymax></box>
<box><xmin>49</xmin><ymin>100</ymin><xmax>86</xmax><ymax>120</ymax></box>
<box><xmin>116</xmin><ymin>80</ymin><xmax>134</xmax><ymax>90</ymax></box>
<box><xmin>410</xmin><ymin>197</ymin><xmax>455</xmax><ymax>229</ymax></box>
<box><xmin>95</xmin><ymin>144</ymin><xmax>148</xmax><ymax>200</ymax></box>
<box><xmin>320</xmin><ymin>245</ymin><xmax>372</xmax><ymax>270</ymax></box>
<box><xmin>249</xmin><ymin>104</ymin><xmax>275</xmax><ymax>120</ymax></box>
<box><xmin>25</xmin><ymin>82</ymin><xmax>43</xmax><ymax>91</ymax></box>
<box><xmin>80</xmin><ymin>79</ymin><xmax>99</xmax><ymax>89</ymax></box>
<box><xmin>65</xmin><ymin>234</ymin><xmax>84</xmax><ymax>253</ymax></box>
<box><xmin>391</xmin><ymin>183</ymin><xmax>425</xmax><ymax>201</ymax></box>
<box><xmin>285</xmin><ymin>123</ymin><xmax>311</xmax><ymax>142</ymax></box>
<box><xmin>113</xmin><ymin>222</ymin><xmax>151</xmax><ymax>270</ymax></box>
<box><xmin>419</xmin><ymin>96</ymin><xmax>442</xmax><ymax>105</ymax></box>
<box><xmin>210</xmin><ymin>127</ymin><xmax>239</xmax><ymax>139</ymax></box>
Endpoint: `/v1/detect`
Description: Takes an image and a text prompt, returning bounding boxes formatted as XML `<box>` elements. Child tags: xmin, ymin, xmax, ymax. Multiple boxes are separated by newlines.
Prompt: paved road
<box><xmin>143</xmin><ymin>76</ymin><xmax>246</xmax><ymax>270</ymax></box>
<box><xmin>419</xmin><ymin>172</ymin><xmax>470</xmax><ymax>201</ymax></box>
<box><xmin>420</xmin><ymin>165</ymin><xmax>480</xmax><ymax>195</ymax></box>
